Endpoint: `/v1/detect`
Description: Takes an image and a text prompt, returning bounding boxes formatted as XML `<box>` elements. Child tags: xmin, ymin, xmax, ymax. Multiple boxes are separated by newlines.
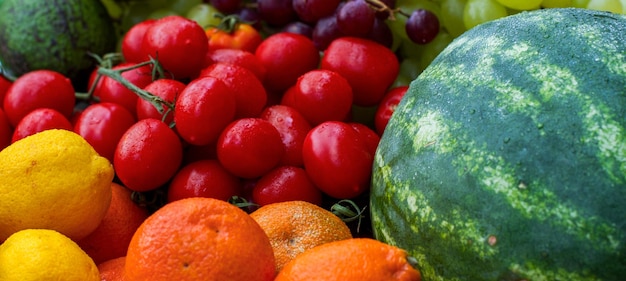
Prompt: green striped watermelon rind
<box><xmin>371</xmin><ymin>8</ymin><xmax>626</xmax><ymax>281</ymax></box>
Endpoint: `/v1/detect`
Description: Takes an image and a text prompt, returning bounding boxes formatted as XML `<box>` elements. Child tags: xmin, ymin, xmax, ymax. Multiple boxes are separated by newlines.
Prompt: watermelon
<box><xmin>371</xmin><ymin>8</ymin><xmax>626</xmax><ymax>281</ymax></box>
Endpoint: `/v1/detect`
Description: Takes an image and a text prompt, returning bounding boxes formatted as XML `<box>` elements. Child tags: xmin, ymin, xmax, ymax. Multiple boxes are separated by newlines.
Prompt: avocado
<box><xmin>0</xmin><ymin>0</ymin><xmax>117</xmax><ymax>89</ymax></box>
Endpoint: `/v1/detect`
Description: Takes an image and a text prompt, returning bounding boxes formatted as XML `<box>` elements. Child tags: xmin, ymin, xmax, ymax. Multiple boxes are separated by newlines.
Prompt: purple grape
<box><xmin>374</xmin><ymin>0</ymin><xmax>396</xmax><ymax>19</ymax></box>
<box><xmin>292</xmin><ymin>0</ymin><xmax>341</xmax><ymax>23</ymax></box>
<box><xmin>210</xmin><ymin>0</ymin><xmax>243</xmax><ymax>14</ymax></box>
<box><xmin>282</xmin><ymin>21</ymin><xmax>314</xmax><ymax>38</ymax></box>
<box><xmin>236</xmin><ymin>7</ymin><xmax>262</xmax><ymax>29</ymax></box>
<box><xmin>257</xmin><ymin>0</ymin><xmax>298</xmax><ymax>27</ymax></box>
<box><xmin>366</xmin><ymin>18</ymin><xmax>393</xmax><ymax>48</ymax></box>
<box><xmin>312</xmin><ymin>15</ymin><xmax>344</xmax><ymax>51</ymax></box>
<box><xmin>405</xmin><ymin>9</ymin><xmax>440</xmax><ymax>45</ymax></box>
<box><xmin>336</xmin><ymin>0</ymin><xmax>376</xmax><ymax>37</ymax></box>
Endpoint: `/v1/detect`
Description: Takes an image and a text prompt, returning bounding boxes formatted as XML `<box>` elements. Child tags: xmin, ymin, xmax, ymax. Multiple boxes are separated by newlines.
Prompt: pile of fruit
<box><xmin>0</xmin><ymin>0</ymin><xmax>625</xmax><ymax>280</ymax></box>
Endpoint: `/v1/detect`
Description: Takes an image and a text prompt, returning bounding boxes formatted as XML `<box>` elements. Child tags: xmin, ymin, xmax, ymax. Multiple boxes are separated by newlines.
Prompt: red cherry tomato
<box><xmin>174</xmin><ymin>76</ymin><xmax>236</xmax><ymax>146</ymax></box>
<box><xmin>114</xmin><ymin>118</ymin><xmax>183</xmax><ymax>192</ymax></box>
<box><xmin>252</xmin><ymin>165</ymin><xmax>323</xmax><ymax>207</ymax></box>
<box><xmin>349</xmin><ymin>122</ymin><xmax>380</xmax><ymax>156</ymax></box>
<box><xmin>11</xmin><ymin>108</ymin><xmax>73</xmax><ymax>143</ymax></box>
<box><xmin>375</xmin><ymin>85</ymin><xmax>408</xmax><ymax>135</ymax></box>
<box><xmin>254</xmin><ymin>32</ymin><xmax>320</xmax><ymax>93</ymax></box>
<box><xmin>136</xmin><ymin>78</ymin><xmax>185</xmax><ymax>125</ymax></box>
<box><xmin>167</xmin><ymin>159</ymin><xmax>243</xmax><ymax>203</ymax></box>
<box><xmin>302</xmin><ymin>121</ymin><xmax>374</xmax><ymax>199</ymax></box>
<box><xmin>0</xmin><ymin>75</ymin><xmax>12</xmax><ymax>106</ymax></box>
<box><xmin>216</xmin><ymin>118</ymin><xmax>285</xmax><ymax>179</ymax></box>
<box><xmin>142</xmin><ymin>15</ymin><xmax>208</xmax><ymax>79</ymax></box>
<box><xmin>93</xmin><ymin>62</ymin><xmax>154</xmax><ymax>117</ymax></box>
<box><xmin>0</xmin><ymin>108</ymin><xmax>11</xmax><ymax>150</ymax></box>
<box><xmin>198</xmin><ymin>62</ymin><xmax>267</xmax><ymax>119</ymax></box>
<box><xmin>280</xmin><ymin>69</ymin><xmax>353</xmax><ymax>126</ymax></box>
<box><xmin>260</xmin><ymin>104</ymin><xmax>312</xmax><ymax>167</ymax></box>
<box><xmin>121</xmin><ymin>19</ymin><xmax>156</xmax><ymax>63</ymax></box>
<box><xmin>74</xmin><ymin>102</ymin><xmax>137</xmax><ymax>163</ymax></box>
<box><xmin>3</xmin><ymin>70</ymin><xmax>75</xmax><ymax>127</ymax></box>
<box><xmin>321</xmin><ymin>37</ymin><xmax>399</xmax><ymax>106</ymax></box>
<box><xmin>205</xmin><ymin>48</ymin><xmax>267</xmax><ymax>81</ymax></box>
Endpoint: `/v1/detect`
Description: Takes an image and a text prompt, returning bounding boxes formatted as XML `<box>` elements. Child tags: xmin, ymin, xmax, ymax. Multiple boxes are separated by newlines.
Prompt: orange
<box><xmin>77</xmin><ymin>182</ymin><xmax>150</xmax><ymax>265</ymax></box>
<box><xmin>249</xmin><ymin>200</ymin><xmax>353</xmax><ymax>272</ymax></box>
<box><xmin>275</xmin><ymin>238</ymin><xmax>421</xmax><ymax>281</ymax></box>
<box><xmin>124</xmin><ymin>197</ymin><xmax>275</xmax><ymax>281</ymax></box>
<box><xmin>98</xmin><ymin>256</ymin><xmax>126</xmax><ymax>281</ymax></box>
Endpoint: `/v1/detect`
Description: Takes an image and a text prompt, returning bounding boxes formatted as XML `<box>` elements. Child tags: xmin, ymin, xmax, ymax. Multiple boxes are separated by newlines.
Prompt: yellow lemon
<box><xmin>0</xmin><ymin>228</ymin><xmax>100</xmax><ymax>280</ymax></box>
<box><xmin>0</xmin><ymin>129</ymin><xmax>114</xmax><ymax>241</ymax></box>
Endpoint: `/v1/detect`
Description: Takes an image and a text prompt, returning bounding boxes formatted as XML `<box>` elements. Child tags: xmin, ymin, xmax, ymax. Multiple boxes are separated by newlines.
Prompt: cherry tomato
<box><xmin>349</xmin><ymin>122</ymin><xmax>380</xmax><ymax>156</ymax></box>
<box><xmin>255</xmin><ymin>32</ymin><xmax>320</xmax><ymax>93</ymax></box>
<box><xmin>142</xmin><ymin>15</ymin><xmax>208</xmax><ymax>79</ymax></box>
<box><xmin>260</xmin><ymin>104</ymin><xmax>312</xmax><ymax>167</ymax></box>
<box><xmin>114</xmin><ymin>118</ymin><xmax>183</xmax><ymax>192</ymax></box>
<box><xmin>136</xmin><ymin>78</ymin><xmax>185</xmax><ymax>125</ymax></box>
<box><xmin>0</xmin><ymin>75</ymin><xmax>12</xmax><ymax>106</ymax></box>
<box><xmin>167</xmin><ymin>159</ymin><xmax>243</xmax><ymax>203</ymax></box>
<box><xmin>11</xmin><ymin>108</ymin><xmax>73</xmax><ymax>143</ymax></box>
<box><xmin>0</xmin><ymin>108</ymin><xmax>11</xmax><ymax>150</ymax></box>
<box><xmin>216</xmin><ymin>118</ymin><xmax>285</xmax><ymax>179</ymax></box>
<box><xmin>198</xmin><ymin>62</ymin><xmax>267</xmax><ymax>118</ymax></box>
<box><xmin>204</xmin><ymin>48</ymin><xmax>267</xmax><ymax>81</ymax></box>
<box><xmin>280</xmin><ymin>69</ymin><xmax>352</xmax><ymax>126</ymax></box>
<box><xmin>205</xmin><ymin>22</ymin><xmax>263</xmax><ymax>53</ymax></box>
<box><xmin>174</xmin><ymin>76</ymin><xmax>236</xmax><ymax>146</ymax></box>
<box><xmin>74</xmin><ymin>102</ymin><xmax>137</xmax><ymax>163</ymax></box>
<box><xmin>321</xmin><ymin>37</ymin><xmax>399</xmax><ymax>106</ymax></box>
<box><xmin>3</xmin><ymin>70</ymin><xmax>75</xmax><ymax>127</ymax></box>
<box><xmin>252</xmin><ymin>165</ymin><xmax>323</xmax><ymax>206</ymax></box>
<box><xmin>302</xmin><ymin>121</ymin><xmax>374</xmax><ymax>199</ymax></box>
<box><xmin>93</xmin><ymin>62</ymin><xmax>153</xmax><ymax>117</ymax></box>
<box><xmin>375</xmin><ymin>85</ymin><xmax>408</xmax><ymax>135</ymax></box>
<box><xmin>121</xmin><ymin>19</ymin><xmax>156</xmax><ymax>63</ymax></box>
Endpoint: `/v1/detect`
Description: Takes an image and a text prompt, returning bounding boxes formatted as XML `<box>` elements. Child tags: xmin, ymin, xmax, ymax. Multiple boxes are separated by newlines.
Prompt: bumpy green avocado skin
<box><xmin>0</xmin><ymin>0</ymin><xmax>116</xmax><ymax>83</ymax></box>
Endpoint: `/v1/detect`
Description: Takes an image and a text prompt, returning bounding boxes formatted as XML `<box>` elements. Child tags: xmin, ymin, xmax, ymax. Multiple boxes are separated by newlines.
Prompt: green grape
<box><xmin>418</xmin><ymin>30</ymin><xmax>454</xmax><ymax>70</ymax></box>
<box><xmin>495</xmin><ymin>0</ymin><xmax>542</xmax><ymax>10</ymax></box>
<box><xmin>441</xmin><ymin>0</ymin><xmax>468</xmax><ymax>38</ymax></box>
<box><xmin>147</xmin><ymin>8</ymin><xmax>179</xmax><ymax>20</ymax></box>
<box><xmin>572</xmin><ymin>0</ymin><xmax>590</xmax><ymax>7</ymax></box>
<box><xmin>463</xmin><ymin>0</ymin><xmax>508</xmax><ymax>30</ymax></box>
<box><xmin>541</xmin><ymin>0</ymin><xmax>573</xmax><ymax>7</ymax></box>
<box><xmin>168</xmin><ymin>0</ymin><xmax>202</xmax><ymax>15</ymax></box>
<box><xmin>394</xmin><ymin>57</ymin><xmax>423</xmax><ymax>87</ymax></box>
<box><xmin>119</xmin><ymin>1</ymin><xmax>154</xmax><ymax>32</ymax></box>
<box><xmin>586</xmin><ymin>0</ymin><xmax>623</xmax><ymax>13</ymax></box>
<box><xmin>186</xmin><ymin>3</ymin><xmax>222</xmax><ymax>29</ymax></box>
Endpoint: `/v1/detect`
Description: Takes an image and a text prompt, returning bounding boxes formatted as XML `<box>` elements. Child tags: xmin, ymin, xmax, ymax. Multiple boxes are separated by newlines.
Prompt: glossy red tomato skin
<box><xmin>254</xmin><ymin>32</ymin><xmax>320</xmax><ymax>93</ymax></box>
<box><xmin>93</xmin><ymin>62</ymin><xmax>153</xmax><ymax>117</ymax></box>
<box><xmin>216</xmin><ymin>118</ymin><xmax>285</xmax><ymax>179</ymax></box>
<box><xmin>302</xmin><ymin>121</ymin><xmax>374</xmax><ymax>199</ymax></box>
<box><xmin>74</xmin><ymin>102</ymin><xmax>137</xmax><ymax>163</ymax></box>
<box><xmin>260</xmin><ymin>104</ymin><xmax>312</xmax><ymax>167</ymax></box>
<box><xmin>0</xmin><ymin>75</ymin><xmax>12</xmax><ymax>106</ymax></box>
<box><xmin>136</xmin><ymin>78</ymin><xmax>185</xmax><ymax>125</ymax></box>
<box><xmin>121</xmin><ymin>19</ymin><xmax>156</xmax><ymax>63</ymax></box>
<box><xmin>3</xmin><ymin>70</ymin><xmax>75</xmax><ymax>127</ymax></box>
<box><xmin>142</xmin><ymin>15</ymin><xmax>208</xmax><ymax>80</ymax></box>
<box><xmin>11</xmin><ymin>108</ymin><xmax>73</xmax><ymax>143</ymax></box>
<box><xmin>114</xmin><ymin>118</ymin><xmax>183</xmax><ymax>192</ymax></box>
<box><xmin>0</xmin><ymin>108</ymin><xmax>11</xmax><ymax>150</ymax></box>
<box><xmin>281</xmin><ymin>69</ymin><xmax>353</xmax><ymax>126</ymax></box>
<box><xmin>374</xmin><ymin>85</ymin><xmax>408</xmax><ymax>135</ymax></box>
<box><xmin>174</xmin><ymin>76</ymin><xmax>236</xmax><ymax>146</ymax></box>
<box><xmin>321</xmin><ymin>37</ymin><xmax>399</xmax><ymax>107</ymax></box>
<box><xmin>167</xmin><ymin>159</ymin><xmax>243</xmax><ymax>203</ymax></box>
<box><xmin>204</xmin><ymin>48</ymin><xmax>267</xmax><ymax>81</ymax></box>
<box><xmin>198</xmin><ymin>62</ymin><xmax>267</xmax><ymax>119</ymax></box>
<box><xmin>252</xmin><ymin>165</ymin><xmax>323</xmax><ymax>207</ymax></box>
<box><xmin>349</xmin><ymin>122</ymin><xmax>380</xmax><ymax>156</ymax></box>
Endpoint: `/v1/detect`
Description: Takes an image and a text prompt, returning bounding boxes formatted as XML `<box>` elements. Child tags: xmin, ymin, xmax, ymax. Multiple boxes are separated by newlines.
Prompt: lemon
<box><xmin>0</xmin><ymin>228</ymin><xmax>100</xmax><ymax>280</ymax></box>
<box><xmin>0</xmin><ymin>129</ymin><xmax>114</xmax><ymax>241</ymax></box>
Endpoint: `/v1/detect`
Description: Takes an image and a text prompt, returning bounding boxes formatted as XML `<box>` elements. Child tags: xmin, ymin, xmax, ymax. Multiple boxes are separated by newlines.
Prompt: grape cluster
<box><xmin>105</xmin><ymin>0</ymin><xmax>626</xmax><ymax>86</ymax></box>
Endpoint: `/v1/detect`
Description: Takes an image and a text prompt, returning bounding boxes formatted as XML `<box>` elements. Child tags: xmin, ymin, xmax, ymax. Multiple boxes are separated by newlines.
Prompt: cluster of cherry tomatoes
<box><xmin>0</xmin><ymin>14</ymin><xmax>408</xmax><ymax>211</ymax></box>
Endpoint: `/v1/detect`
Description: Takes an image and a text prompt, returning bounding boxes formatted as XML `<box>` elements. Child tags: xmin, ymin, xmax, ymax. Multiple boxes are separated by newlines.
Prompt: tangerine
<box><xmin>249</xmin><ymin>200</ymin><xmax>353</xmax><ymax>272</ymax></box>
<box><xmin>124</xmin><ymin>197</ymin><xmax>275</xmax><ymax>281</ymax></box>
<box><xmin>98</xmin><ymin>256</ymin><xmax>126</xmax><ymax>281</ymax></box>
<box><xmin>275</xmin><ymin>238</ymin><xmax>421</xmax><ymax>281</ymax></box>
